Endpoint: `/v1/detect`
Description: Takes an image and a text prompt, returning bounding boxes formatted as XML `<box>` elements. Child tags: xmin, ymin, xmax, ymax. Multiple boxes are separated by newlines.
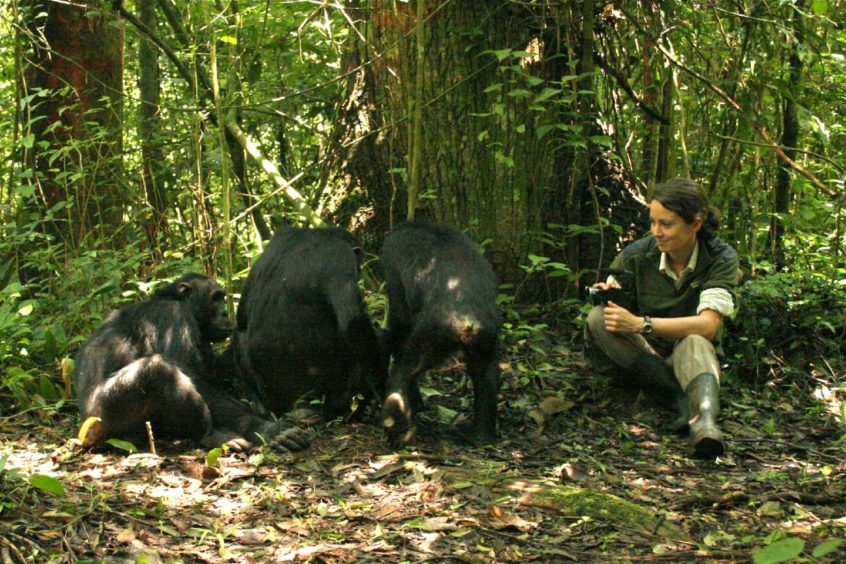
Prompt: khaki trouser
<box><xmin>585</xmin><ymin>305</ymin><xmax>720</xmax><ymax>391</ymax></box>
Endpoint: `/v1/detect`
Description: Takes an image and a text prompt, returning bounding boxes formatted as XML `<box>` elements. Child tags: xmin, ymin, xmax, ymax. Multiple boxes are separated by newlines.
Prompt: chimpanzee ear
<box><xmin>177</xmin><ymin>282</ymin><xmax>194</xmax><ymax>298</ymax></box>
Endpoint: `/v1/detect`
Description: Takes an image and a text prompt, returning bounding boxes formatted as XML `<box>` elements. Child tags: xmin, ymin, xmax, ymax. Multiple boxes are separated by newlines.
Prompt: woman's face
<box><xmin>649</xmin><ymin>199</ymin><xmax>702</xmax><ymax>260</ymax></box>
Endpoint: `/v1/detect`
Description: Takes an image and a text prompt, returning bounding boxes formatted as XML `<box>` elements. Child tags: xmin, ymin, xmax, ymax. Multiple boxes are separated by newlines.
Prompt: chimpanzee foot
<box><xmin>201</xmin><ymin>428</ymin><xmax>252</xmax><ymax>452</ymax></box>
<box><xmin>202</xmin><ymin>423</ymin><xmax>310</xmax><ymax>453</ymax></box>
<box><xmin>455</xmin><ymin>421</ymin><xmax>496</xmax><ymax>447</ymax></box>
<box><xmin>261</xmin><ymin>423</ymin><xmax>311</xmax><ymax>452</ymax></box>
<box><xmin>383</xmin><ymin>392</ymin><xmax>416</xmax><ymax>447</ymax></box>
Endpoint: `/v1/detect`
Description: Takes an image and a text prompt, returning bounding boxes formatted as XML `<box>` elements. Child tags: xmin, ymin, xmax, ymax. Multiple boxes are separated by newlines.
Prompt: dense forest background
<box><xmin>1</xmin><ymin>1</ymin><xmax>846</xmax><ymax>562</ymax></box>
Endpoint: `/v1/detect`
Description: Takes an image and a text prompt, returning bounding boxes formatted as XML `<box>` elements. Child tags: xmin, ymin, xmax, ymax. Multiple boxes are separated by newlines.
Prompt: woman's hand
<box><xmin>603</xmin><ymin>301</ymin><xmax>643</xmax><ymax>334</ymax></box>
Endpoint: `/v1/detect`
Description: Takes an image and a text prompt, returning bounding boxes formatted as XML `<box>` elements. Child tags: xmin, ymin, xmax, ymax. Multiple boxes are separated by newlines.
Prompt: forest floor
<box><xmin>1</xmin><ymin>342</ymin><xmax>845</xmax><ymax>563</ymax></box>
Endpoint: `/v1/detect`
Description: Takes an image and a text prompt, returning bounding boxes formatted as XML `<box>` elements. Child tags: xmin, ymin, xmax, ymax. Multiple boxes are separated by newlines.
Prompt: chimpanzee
<box><xmin>232</xmin><ymin>227</ymin><xmax>387</xmax><ymax>419</ymax></box>
<box><xmin>74</xmin><ymin>273</ymin><xmax>310</xmax><ymax>452</ymax></box>
<box><xmin>380</xmin><ymin>221</ymin><xmax>500</xmax><ymax>446</ymax></box>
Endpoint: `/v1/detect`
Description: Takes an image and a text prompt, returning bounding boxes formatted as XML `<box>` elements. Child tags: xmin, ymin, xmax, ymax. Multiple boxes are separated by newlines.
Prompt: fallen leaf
<box><xmin>757</xmin><ymin>500</ymin><xmax>782</xmax><ymax>517</ymax></box>
<box><xmin>411</xmin><ymin>516</ymin><xmax>458</xmax><ymax>532</ymax></box>
<box><xmin>237</xmin><ymin>528</ymin><xmax>268</xmax><ymax>545</ymax></box>
<box><xmin>42</xmin><ymin>511</ymin><xmax>74</xmax><ymax>521</ymax></box>
<box><xmin>528</xmin><ymin>410</ymin><xmax>545</xmax><ymax>425</ymax></box>
<box><xmin>116</xmin><ymin>528</ymin><xmax>135</xmax><ymax>543</ymax></box>
<box><xmin>540</xmin><ymin>397</ymin><xmax>573</xmax><ymax>416</ymax></box>
<box><xmin>374</xmin><ymin>503</ymin><xmax>401</xmax><ymax>519</ymax></box>
<box><xmin>487</xmin><ymin>505</ymin><xmax>535</xmax><ymax>532</ymax></box>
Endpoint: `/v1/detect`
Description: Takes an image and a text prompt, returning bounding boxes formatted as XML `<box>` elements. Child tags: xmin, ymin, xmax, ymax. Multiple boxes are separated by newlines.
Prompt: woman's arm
<box><xmin>603</xmin><ymin>301</ymin><xmax>724</xmax><ymax>341</ymax></box>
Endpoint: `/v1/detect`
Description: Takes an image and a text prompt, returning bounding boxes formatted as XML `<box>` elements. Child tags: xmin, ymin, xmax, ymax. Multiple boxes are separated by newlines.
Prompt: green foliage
<box><xmin>725</xmin><ymin>267</ymin><xmax>846</xmax><ymax>382</ymax></box>
<box><xmin>28</xmin><ymin>474</ymin><xmax>64</xmax><ymax>498</ymax></box>
<box><xmin>106</xmin><ymin>438</ymin><xmax>138</xmax><ymax>454</ymax></box>
<box><xmin>752</xmin><ymin>537</ymin><xmax>805</xmax><ymax>564</ymax></box>
<box><xmin>750</xmin><ymin>534</ymin><xmax>845</xmax><ymax>563</ymax></box>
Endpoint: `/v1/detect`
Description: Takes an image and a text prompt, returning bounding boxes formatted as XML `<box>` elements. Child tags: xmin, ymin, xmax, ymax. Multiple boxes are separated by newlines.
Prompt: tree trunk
<box><xmin>770</xmin><ymin>1</ymin><xmax>804</xmax><ymax>270</ymax></box>
<box><xmin>137</xmin><ymin>0</ymin><xmax>167</xmax><ymax>250</ymax></box>
<box><xmin>707</xmin><ymin>9</ymin><xmax>753</xmax><ymax>198</ymax></box>
<box><xmin>330</xmin><ymin>1</ymin><xmax>646</xmax><ymax>292</ymax></box>
<box><xmin>21</xmin><ymin>0</ymin><xmax>124</xmax><ymax>250</ymax></box>
<box><xmin>638</xmin><ymin>3</ymin><xmax>659</xmax><ymax>192</ymax></box>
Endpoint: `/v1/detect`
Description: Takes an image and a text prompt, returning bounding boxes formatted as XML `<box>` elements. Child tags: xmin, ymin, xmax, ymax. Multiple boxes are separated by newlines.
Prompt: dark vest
<box><xmin>611</xmin><ymin>235</ymin><xmax>739</xmax><ymax>353</ymax></box>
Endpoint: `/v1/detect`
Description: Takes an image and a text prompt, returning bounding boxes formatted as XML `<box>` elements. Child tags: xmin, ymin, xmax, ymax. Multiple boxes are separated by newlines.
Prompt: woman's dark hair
<box><xmin>651</xmin><ymin>178</ymin><xmax>721</xmax><ymax>240</ymax></box>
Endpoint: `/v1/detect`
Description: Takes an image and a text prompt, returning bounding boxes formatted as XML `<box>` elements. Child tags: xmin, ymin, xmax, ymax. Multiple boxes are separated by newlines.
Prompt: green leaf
<box><xmin>419</xmin><ymin>387</ymin><xmax>443</xmax><ymax>398</ymax></box>
<box><xmin>485</xmin><ymin>48</ymin><xmax>511</xmax><ymax>61</ymax></box>
<box><xmin>812</xmin><ymin>0</ymin><xmax>829</xmax><ymax>15</ymax></box>
<box><xmin>752</xmin><ymin>537</ymin><xmax>805</xmax><ymax>564</ymax></box>
<box><xmin>506</xmin><ymin>88</ymin><xmax>531</xmax><ymax>98</ymax></box>
<box><xmin>588</xmin><ymin>135</ymin><xmax>613</xmax><ymax>147</ymax></box>
<box><xmin>106</xmin><ymin>438</ymin><xmax>138</xmax><ymax>453</ymax></box>
<box><xmin>29</xmin><ymin>475</ymin><xmax>64</xmax><ymax>497</ymax></box>
<box><xmin>534</xmin><ymin>87</ymin><xmax>559</xmax><ymax>103</ymax></box>
<box><xmin>812</xmin><ymin>539</ymin><xmax>843</xmax><ymax>558</ymax></box>
<box><xmin>17</xmin><ymin>303</ymin><xmax>34</xmax><ymax>316</ymax></box>
<box><xmin>528</xmin><ymin>254</ymin><xmax>549</xmax><ymax>264</ymax></box>
<box><xmin>435</xmin><ymin>405</ymin><xmax>458</xmax><ymax>422</ymax></box>
<box><xmin>206</xmin><ymin>447</ymin><xmax>223</xmax><ymax>468</ymax></box>
<box><xmin>494</xmin><ymin>150</ymin><xmax>513</xmax><ymax>167</ymax></box>
<box><xmin>483</xmin><ymin>84</ymin><xmax>503</xmax><ymax>93</ymax></box>
<box><xmin>219</xmin><ymin>35</ymin><xmax>238</xmax><ymax>45</ymax></box>
<box><xmin>20</xmin><ymin>134</ymin><xmax>35</xmax><ymax>148</ymax></box>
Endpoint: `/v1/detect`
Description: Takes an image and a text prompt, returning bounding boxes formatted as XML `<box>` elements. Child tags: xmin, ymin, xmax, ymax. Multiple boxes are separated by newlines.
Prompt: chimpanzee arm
<box><xmin>198</xmin><ymin>382</ymin><xmax>310</xmax><ymax>452</ymax></box>
<box><xmin>325</xmin><ymin>276</ymin><xmax>388</xmax><ymax>399</ymax></box>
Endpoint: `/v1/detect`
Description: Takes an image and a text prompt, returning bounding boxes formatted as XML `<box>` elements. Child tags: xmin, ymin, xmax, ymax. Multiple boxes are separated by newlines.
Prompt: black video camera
<box><xmin>586</xmin><ymin>268</ymin><xmax>637</xmax><ymax>312</ymax></box>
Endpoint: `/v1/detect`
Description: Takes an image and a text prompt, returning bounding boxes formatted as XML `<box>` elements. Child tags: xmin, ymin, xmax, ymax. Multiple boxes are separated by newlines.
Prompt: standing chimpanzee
<box><xmin>232</xmin><ymin>227</ymin><xmax>387</xmax><ymax>419</ymax></box>
<box><xmin>381</xmin><ymin>221</ymin><xmax>500</xmax><ymax>446</ymax></box>
<box><xmin>74</xmin><ymin>273</ymin><xmax>310</xmax><ymax>452</ymax></box>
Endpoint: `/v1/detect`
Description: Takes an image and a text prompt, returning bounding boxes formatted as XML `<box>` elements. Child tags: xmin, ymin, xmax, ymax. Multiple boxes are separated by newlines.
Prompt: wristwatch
<box><xmin>642</xmin><ymin>316</ymin><xmax>653</xmax><ymax>335</ymax></box>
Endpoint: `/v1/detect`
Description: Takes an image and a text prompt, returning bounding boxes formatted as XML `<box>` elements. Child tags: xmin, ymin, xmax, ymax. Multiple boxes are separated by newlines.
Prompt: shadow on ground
<box><xmin>1</xmin><ymin>348</ymin><xmax>845</xmax><ymax>562</ymax></box>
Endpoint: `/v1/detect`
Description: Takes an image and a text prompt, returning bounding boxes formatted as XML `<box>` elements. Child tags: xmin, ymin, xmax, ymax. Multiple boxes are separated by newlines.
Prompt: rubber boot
<box><xmin>687</xmin><ymin>373</ymin><xmax>724</xmax><ymax>458</ymax></box>
<box><xmin>627</xmin><ymin>351</ymin><xmax>689</xmax><ymax>433</ymax></box>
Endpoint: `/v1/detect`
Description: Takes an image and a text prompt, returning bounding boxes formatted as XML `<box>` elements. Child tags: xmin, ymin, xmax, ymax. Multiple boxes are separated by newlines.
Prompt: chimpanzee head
<box><xmin>157</xmin><ymin>273</ymin><xmax>232</xmax><ymax>343</ymax></box>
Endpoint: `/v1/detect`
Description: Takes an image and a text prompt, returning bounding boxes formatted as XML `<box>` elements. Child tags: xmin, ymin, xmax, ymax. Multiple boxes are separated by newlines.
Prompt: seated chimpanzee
<box><xmin>381</xmin><ymin>221</ymin><xmax>500</xmax><ymax>446</ymax></box>
<box><xmin>232</xmin><ymin>227</ymin><xmax>387</xmax><ymax>420</ymax></box>
<box><xmin>74</xmin><ymin>273</ymin><xmax>310</xmax><ymax>452</ymax></box>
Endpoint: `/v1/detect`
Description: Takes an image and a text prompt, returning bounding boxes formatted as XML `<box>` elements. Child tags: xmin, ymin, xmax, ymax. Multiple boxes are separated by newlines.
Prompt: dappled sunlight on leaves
<box><xmin>1</xmin><ymin>342</ymin><xmax>845</xmax><ymax>561</ymax></box>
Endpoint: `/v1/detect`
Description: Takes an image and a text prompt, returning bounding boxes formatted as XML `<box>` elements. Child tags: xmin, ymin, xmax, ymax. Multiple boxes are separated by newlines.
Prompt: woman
<box><xmin>586</xmin><ymin>178</ymin><xmax>739</xmax><ymax>457</ymax></box>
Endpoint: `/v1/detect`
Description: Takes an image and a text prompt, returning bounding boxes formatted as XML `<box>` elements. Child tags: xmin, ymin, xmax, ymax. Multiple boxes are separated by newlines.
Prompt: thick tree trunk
<box><xmin>330</xmin><ymin>1</ymin><xmax>549</xmax><ymax>281</ymax></box>
<box><xmin>331</xmin><ymin>1</ymin><xmax>645</xmax><ymax>293</ymax></box>
<box><xmin>21</xmin><ymin>0</ymin><xmax>124</xmax><ymax>250</ymax></box>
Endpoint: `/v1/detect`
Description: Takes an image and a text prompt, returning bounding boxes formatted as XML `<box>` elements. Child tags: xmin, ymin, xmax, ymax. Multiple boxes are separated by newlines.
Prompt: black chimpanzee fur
<box><xmin>232</xmin><ymin>227</ymin><xmax>387</xmax><ymax>419</ymax></box>
<box><xmin>74</xmin><ymin>273</ymin><xmax>309</xmax><ymax>452</ymax></box>
<box><xmin>380</xmin><ymin>221</ymin><xmax>500</xmax><ymax>446</ymax></box>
